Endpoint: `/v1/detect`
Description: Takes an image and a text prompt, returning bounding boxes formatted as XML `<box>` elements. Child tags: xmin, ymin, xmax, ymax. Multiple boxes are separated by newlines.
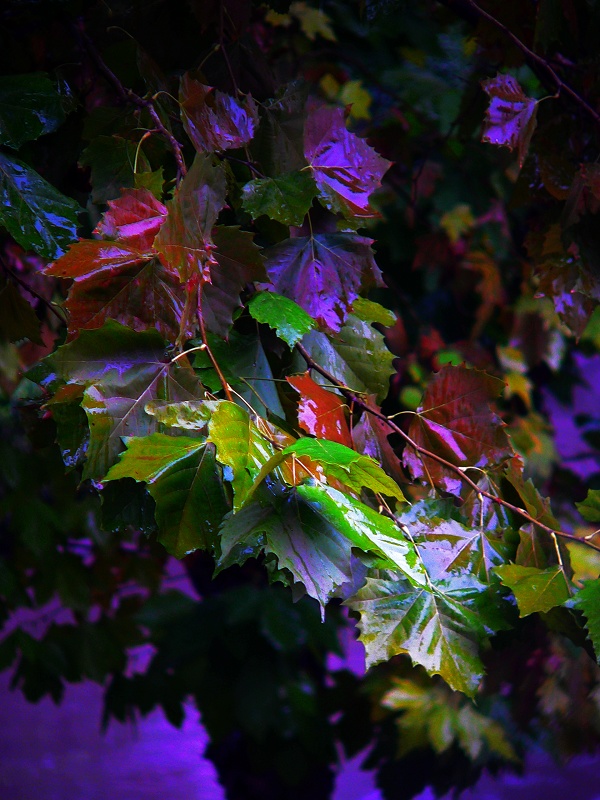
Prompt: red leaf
<box><xmin>95</xmin><ymin>188</ymin><xmax>168</xmax><ymax>250</ymax></box>
<box><xmin>154</xmin><ymin>154</ymin><xmax>227</xmax><ymax>284</ymax></box>
<box><xmin>201</xmin><ymin>226</ymin><xmax>267</xmax><ymax>337</ymax></box>
<box><xmin>304</xmin><ymin>104</ymin><xmax>391</xmax><ymax>218</ymax></box>
<box><xmin>264</xmin><ymin>233</ymin><xmax>382</xmax><ymax>332</ymax></box>
<box><xmin>403</xmin><ymin>365</ymin><xmax>513</xmax><ymax>494</ymax></box>
<box><xmin>287</xmin><ymin>372</ymin><xmax>352</xmax><ymax>447</ymax></box>
<box><xmin>45</xmin><ymin>241</ymin><xmax>184</xmax><ymax>342</ymax></box>
<box><xmin>481</xmin><ymin>75</ymin><xmax>538</xmax><ymax>168</ymax></box>
<box><xmin>180</xmin><ymin>74</ymin><xmax>259</xmax><ymax>153</ymax></box>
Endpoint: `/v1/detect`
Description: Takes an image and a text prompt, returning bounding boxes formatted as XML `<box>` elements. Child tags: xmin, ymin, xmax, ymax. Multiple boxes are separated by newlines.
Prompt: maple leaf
<box><xmin>264</xmin><ymin>233</ymin><xmax>381</xmax><ymax>332</ymax></box>
<box><xmin>495</xmin><ymin>564</ymin><xmax>570</xmax><ymax>616</ymax></box>
<box><xmin>481</xmin><ymin>74</ymin><xmax>538</xmax><ymax>168</ymax></box>
<box><xmin>304</xmin><ymin>104</ymin><xmax>391</xmax><ymax>218</ymax></box>
<box><xmin>287</xmin><ymin>371</ymin><xmax>352</xmax><ymax>446</ymax></box>
<box><xmin>179</xmin><ymin>73</ymin><xmax>259</xmax><ymax>153</ymax></box>
<box><xmin>352</xmin><ymin>406</ymin><xmax>406</xmax><ymax>487</ymax></box>
<box><xmin>46</xmin><ymin>241</ymin><xmax>184</xmax><ymax>343</ymax></box>
<box><xmin>154</xmin><ymin>154</ymin><xmax>227</xmax><ymax>284</ymax></box>
<box><xmin>95</xmin><ymin>188</ymin><xmax>168</xmax><ymax>250</ymax></box>
<box><xmin>403</xmin><ymin>366</ymin><xmax>513</xmax><ymax>495</ymax></box>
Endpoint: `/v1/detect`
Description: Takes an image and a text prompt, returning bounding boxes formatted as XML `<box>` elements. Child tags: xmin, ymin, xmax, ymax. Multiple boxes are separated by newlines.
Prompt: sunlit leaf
<box><xmin>285</xmin><ymin>437</ymin><xmax>405</xmax><ymax>501</ymax></box>
<box><xmin>0</xmin><ymin>152</ymin><xmax>81</xmax><ymax>259</ymax></box>
<box><xmin>403</xmin><ymin>366</ymin><xmax>513</xmax><ymax>495</ymax></box>
<box><xmin>287</xmin><ymin>371</ymin><xmax>352</xmax><ymax>446</ymax></box>
<box><xmin>347</xmin><ymin>573</ymin><xmax>491</xmax><ymax>695</ymax></box>
<box><xmin>577</xmin><ymin>489</ymin><xmax>600</xmax><ymax>522</ymax></box>
<box><xmin>247</xmin><ymin>292</ymin><xmax>316</xmax><ymax>348</ymax></box>
<box><xmin>481</xmin><ymin>74</ymin><xmax>538</xmax><ymax>167</ymax></box>
<box><xmin>304</xmin><ymin>104</ymin><xmax>391</xmax><ymax>218</ymax></box>
<box><xmin>179</xmin><ymin>74</ymin><xmax>259</xmax><ymax>153</ymax></box>
<box><xmin>495</xmin><ymin>563</ymin><xmax>570</xmax><ymax>616</ymax></box>
<box><xmin>265</xmin><ymin>233</ymin><xmax>382</xmax><ymax>332</ymax></box>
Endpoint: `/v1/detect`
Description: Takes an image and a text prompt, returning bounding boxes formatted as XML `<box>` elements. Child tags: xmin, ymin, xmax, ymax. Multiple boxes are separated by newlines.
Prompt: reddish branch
<box><xmin>74</xmin><ymin>22</ymin><xmax>188</xmax><ymax>177</ymax></box>
<box><xmin>438</xmin><ymin>0</ymin><xmax>600</xmax><ymax>128</ymax></box>
<box><xmin>296</xmin><ymin>342</ymin><xmax>600</xmax><ymax>554</ymax></box>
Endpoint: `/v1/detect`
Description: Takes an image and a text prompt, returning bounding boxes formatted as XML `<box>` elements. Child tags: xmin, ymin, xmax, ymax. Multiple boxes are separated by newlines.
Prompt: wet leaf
<box><xmin>180</xmin><ymin>74</ymin><xmax>259</xmax><ymax>153</ymax></box>
<box><xmin>0</xmin><ymin>152</ymin><xmax>81</xmax><ymax>259</ymax></box>
<box><xmin>352</xmin><ymin>408</ymin><xmax>405</xmax><ymax>487</ymax></box>
<box><xmin>144</xmin><ymin>400</ymin><xmax>213</xmax><ymax>430</ymax></box>
<box><xmin>95</xmin><ymin>188</ymin><xmax>168</xmax><ymax>250</ymax></box>
<box><xmin>403</xmin><ymin>366</ymin><xmax>513</xmax><ymax>494</ymax></box>
<box><xmin>0</xmin><ymin>72</ymin><xmax>66</xmax><ymax>149</ymax></box>
<box><xmin>265</xmin><ymin>233</ymin><xmax>381</xmax><ymax>332</ymax></box>
<box><xmin>284</xmin><ymin>437</ymin><xmax>406</xmax><ymax>501</ymax></box>
<box><xmin>247</xmin><ymin>292</ymin><xmax>316</xmax><ymax>348</ymax></box>
<box><xmin>45</xmin><ymin>241</ymin><xmax>184</xmax><ymax>343</ymax></box>
<box><xmin>495</xmin><ymin>564</ymin><xmax>570</xmax><ymax>616</ymax></box>
<box><xmin>241</xmin><ymin>171</ymin><xmax>317</xmax><ymax>225</ymax></box>
<box><xmin>304</xmin><ymin>104</ymin><xmax>391</xmax><ymax>217</ymax></box>
<box><xmin>154</xmin><ymin>154</ymin><xmax>227</xmax><ymax>284</ymax></box>
<box><xmin>287</xmin><ymin>371</ymin><xmax>352</xmax><ymax>446</ymax></box>
<box><xmin>481</xmin><ymin>74</ymin><xmax>538</xmax><ymax>167</ymax></box>
<box><xmin>218</xmin><ymin>490</ymin><xmax>354</xmax><ymax>610</ymax></box>
<box><xmin>572</xmin><ymin>580</ymin><xmax>600</xmax><ymax>662</ymax></box>
<box><xmin>80</xmin><ymin>136</ymin><xmax>151</xmax><ymax>204</ymax></box>
<box><xmin>106</xmin><ymin>435</ymin><xmax>228</xmax><ymax>557</ymax></box>
<box><xmin>347</xmin><ymin>573</ymin><xmax>491</xmax><ymax>695</ymax></box>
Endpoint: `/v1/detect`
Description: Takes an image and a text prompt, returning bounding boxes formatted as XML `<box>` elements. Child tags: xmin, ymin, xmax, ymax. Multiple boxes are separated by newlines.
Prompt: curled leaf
<box><xmin>481</xmin><ymin>74</ymin><xmax>538</xmax><ymax>167</ymax></box>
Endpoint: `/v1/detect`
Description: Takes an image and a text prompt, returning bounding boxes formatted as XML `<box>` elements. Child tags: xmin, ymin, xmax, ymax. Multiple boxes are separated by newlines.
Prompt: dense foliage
<box><xmin>3</xmin><ymin>0</ymin><xmax>600</xmax><ymax>797</ymax></box>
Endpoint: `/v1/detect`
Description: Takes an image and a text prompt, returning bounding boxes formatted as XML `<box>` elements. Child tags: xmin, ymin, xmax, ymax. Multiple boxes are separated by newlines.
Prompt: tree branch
<box><xmin>74</xmin><ymin>21</ymin><xmax>188</xmax><ymax>177</ymax></box>
<box><xmin>296</xmin><ymin>342</ymin><xmax>600</xmax><ymax>554</ymax></box>
<box><xmin>438</xmin><ymin>0</ymin><xmax>600</xmax><ymax>127</ymax></box>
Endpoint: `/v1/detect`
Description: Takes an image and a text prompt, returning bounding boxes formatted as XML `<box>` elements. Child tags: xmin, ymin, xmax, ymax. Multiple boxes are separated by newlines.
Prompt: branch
<box><xmin>437</xmin><ymin>0</ymin><xmax>600</xmax><ymax>128</ymax></box>
<box><xmin>296</xmin><ymin>342</ymin><xmax>600</xmax><ymax>554</ymax></box>
<box><xmin>74</xmin><ymin>21</ymin><xmax>187</xmax><ymax>177</ymax></box>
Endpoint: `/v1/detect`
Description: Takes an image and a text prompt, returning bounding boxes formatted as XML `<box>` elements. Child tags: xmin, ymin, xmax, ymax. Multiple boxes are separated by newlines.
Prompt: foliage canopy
<box><xmin>3</xmin><ymin>0</ymin><xmax>600</xmax><ymax>797</ymax></box>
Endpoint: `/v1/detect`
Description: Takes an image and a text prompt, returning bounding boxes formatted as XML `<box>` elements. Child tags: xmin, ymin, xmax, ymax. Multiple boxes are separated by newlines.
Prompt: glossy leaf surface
<box><xmin>247</xmin><ymin>292</ymin><xmax>316</xmax><ymax>348</ymax></box>
<box><xmin>0</xmin><ymin>72</ymin><xmax>65</xmax><ymax>149</ymax></box>
<box><xmin>403</xmin><ymin>366</ymin><xmax>513</xmax><ymax>494</ymax></box>
<box><xmin>241</xmin><ymin>171</ymin><xmax>317</xmax><ymax>225</ymax></box>
<box><xmin>304</xmin><ymin>104</ymin><xmax>391</xmax><ymax>217</ymax></box>
<box><xmin>95</xmin><ymin>188</ymin><xmax>168</xmax><ymax>250</ymax></box>
<box><xmin>0</xmin><ymin>152</ymin><xmax>80</xmax><ymax>259</ymax></box>
<box><xmin>265</xmin><ymin>233</ymin><xmax>381</xmax><ymax>332</ymax></box>
<box><xmin>287</xmin><ymin>372</ymin><xmax>352</xmax><ymax>446</ymax></box>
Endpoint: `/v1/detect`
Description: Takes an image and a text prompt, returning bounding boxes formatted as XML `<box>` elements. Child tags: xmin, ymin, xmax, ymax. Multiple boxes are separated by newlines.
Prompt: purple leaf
<box><xmin>264</xmin><ymin>233</ymin><xmax>381</xmax><ymax>332</ymax></box>
<box><xmin>481</xmin><ymin>75</ymin><xmax>538</xmax><ymax>168</ymax></box>
<box><xmin>304</xmin><ymin>104</ymin><xmax>391</xmax><ymax>218</ymax></box>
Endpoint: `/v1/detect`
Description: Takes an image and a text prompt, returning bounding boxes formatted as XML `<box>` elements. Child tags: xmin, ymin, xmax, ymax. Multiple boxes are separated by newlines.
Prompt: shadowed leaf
<box><xmin>481</xmin><ymin>74</ymin><xmax>538</xmax><ymax>167</ymax></box>
<box><xmin>0</xmin><ymin>72</ymin><xmax>65</xmax><ymax>149</ymax></box>
<box><xmin>572</xmin><ymin>580</ymin><xmax>600</xmax><ymax>662</ymax></box>
<box><xmin>495</xmin><ymin>564</ymin><xmax>570</xmax><ymax>616</ymax></box>
<box><xmin>241</xmin><ymin>171</ymin><xmax>317</xmax><ymax>225</ymax></box>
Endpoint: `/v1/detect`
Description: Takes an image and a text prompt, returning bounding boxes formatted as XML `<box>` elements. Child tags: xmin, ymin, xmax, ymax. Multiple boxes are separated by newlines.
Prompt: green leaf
<box><xmin>576</xmin><ymin>489</ymin><xmax>600</xmax><ymax>522</ymax></box>
<box><xmin>495</xmin><ymin>564</ymin><xmax>570</xmax><ymax>616</ymax></box>
<box><xmin>0</xmin><ymin>281</ymin><xmax>43</xmax><ymax>344</ymax></box>
<box><xmin>347</xmin><ymin>574</ymin><xmax>491</xmax><ymax>696</ymax></box>
<box><xmin>247</xmin><ymin>292</ymin><xmax>316</xmax><ymax>348</ymax></box>
<box><xmin>297</xmin><ymin>483</ymin><xmax>424</xmax><ymax>582</ymax></box>
<box><xmin>106</xmin><ymin>434</ymin><xmax>228</xmax><ymax>557</ymax></box>
<box><xmin>351</xmin><ymin>297</ymin><xmax>396</xmax><ymax>327</ymax></box>
<box><xmin>0</xmin><ymin>72</ymin><xmax>66</xmax><ymax>149</ymax></box>
<box><xmin>208</xmin><ymin>401</ymin><xmax>276</xmax><ymax>510</ymax></box>
<box><xmin>31</xmin><ymin>321</ymin><xmax>203</xmax><ymax>479</ymax></box>
<box><xmin>218</xmin><ymin>490</ymin><xmax>354</xmax><ymax>610</ymax></box>
<box><xmin>572</xmin><ymin>580</ymin><xmax>600</xmax><ymax>662</ymax></box>
<box><xmin>241</xmin><ymin>171</ymin><xmax>317</xmax><ymax>225</ymax></box>
<box><xmin>300</xmin><ymin>314</ymin><xmax>394</xmax><ymax>403</ymax></box>
<box><xmin>105</xmin><ymin>433</ymin><xmax>205</xmax><ymax>483</ymax></box>
<box><xmin>0</xmin><ymin>152</ymin><xmax>81</xmax><ymax>259</ymax></box>
<box><xmin>143</xmin><ymin>400</ymin><xmax>213</xmax><ymax>430</ymax></box>
<box><xmin>80</xmin><ymin>135</ymin><xmax>151</xmax><ymax>204</ymax></box>
<box><xmin>194</xmin><ymin>332</ymin><xmax>284</xmax><ymax>418</ymax></box>
<box><xmin>284</xmin><ymin>438</ymin><xmax>405</xmax><ymax>501</ymax></box>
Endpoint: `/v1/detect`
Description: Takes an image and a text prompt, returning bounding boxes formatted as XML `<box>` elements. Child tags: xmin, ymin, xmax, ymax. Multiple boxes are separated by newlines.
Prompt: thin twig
<box><xmin>438</xmin><ymin>0</ymin><xmax>600</xmax><ymax>127</ymax></box>
<box><xmin>1</xmin><ymin>259</ymin><xmax>67</xmax><ymax>325</ymax></box>
<box><xmin>74</xmin><ymin>21</ymin><xmax>187</xmax><ymax>177</ymax></box>
<box><xmin>198</xmin><ymin>284</ymin><xmax>233</xmax><ymax>402</ymax></box>
<box><xmin>295</xmin><ymin>342</ymin><xmax>600</xmax><ymax>554</ymax></box>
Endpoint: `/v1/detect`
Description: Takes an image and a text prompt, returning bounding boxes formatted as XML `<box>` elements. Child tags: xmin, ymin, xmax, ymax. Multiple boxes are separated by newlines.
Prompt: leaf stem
<box><xmin>198</xmin><ymin>284</ymin><xmax>233</xmax><ymax>402</ymax></box>
<box><xmin>295</xmin><ymin>342</ymin><xmax>600</xmax><ymax>554</ymax></box>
